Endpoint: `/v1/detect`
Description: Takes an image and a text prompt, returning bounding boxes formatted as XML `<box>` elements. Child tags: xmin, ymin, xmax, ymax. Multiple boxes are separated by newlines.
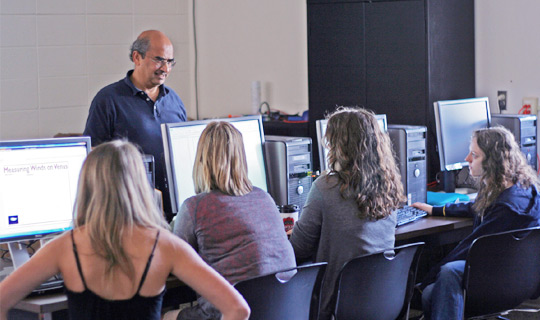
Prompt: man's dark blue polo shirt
<box><xmin>83</xmin><ymin>70</ymin><xmax>187</xmax><ymax>216</ymax></box>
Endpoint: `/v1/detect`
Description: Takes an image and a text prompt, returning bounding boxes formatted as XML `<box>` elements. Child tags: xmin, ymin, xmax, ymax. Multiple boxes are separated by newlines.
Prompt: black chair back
<box><xmin>234</xmin><ymin>262</ymin><xmax>327</xmax><ymax>320</ymax></box>
<box><xmin>463</xmin><ymin>226</ymin><xmax>540</xmax><ymax>318</ymax></box>
<box><xmin>333</xmin><ymin>242</ymin><xmax>424</xmax><ymax>320</ymax></box>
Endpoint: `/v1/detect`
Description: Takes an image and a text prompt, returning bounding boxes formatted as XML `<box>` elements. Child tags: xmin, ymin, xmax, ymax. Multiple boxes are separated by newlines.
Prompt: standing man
<box><xmin>84</xmin><ymin>30</ymin><xmax>187</xmax><ymax>221</ymax></box>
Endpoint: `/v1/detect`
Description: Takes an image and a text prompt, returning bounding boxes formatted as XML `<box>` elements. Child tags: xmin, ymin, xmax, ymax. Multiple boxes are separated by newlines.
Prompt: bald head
<box><xmin>138</xmin><ymin>30</ymin><xmax>172</xmax><ymax>46</ymax></box>
<box><xmin>129</xmin><ymin>30</ymin><xmax>175</xmax><ymax>91</ymax></box>
<box><xmin>130</xmin><ymin>30</ymin><xmax>173</xmax><ymax>61</ymax></box>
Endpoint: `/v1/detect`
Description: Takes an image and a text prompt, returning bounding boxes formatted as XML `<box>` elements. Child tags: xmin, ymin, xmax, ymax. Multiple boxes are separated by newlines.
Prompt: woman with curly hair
<box><xmin>412</xmin><ymin>126</ymin><xmax>540</xmax><ymax>320</ymax></box>
<box><xmin>290</xmin><ymin>107</ymin><xmax>405</xmax><ymax>320</ymax></box>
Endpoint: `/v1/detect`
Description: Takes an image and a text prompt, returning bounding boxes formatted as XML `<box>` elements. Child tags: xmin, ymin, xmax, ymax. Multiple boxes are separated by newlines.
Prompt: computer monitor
<box><xmin>316</xmin><ymin>114</ymin><xmax>388</xmax><ymax>172</ymax></box>
<box><xmin>0</xmin><ymin>136</ymin><xmax>91</xmax><ymax>268</ymax></box>
<box><xmin>162</xmin><ymin>115</ymin><xmax>268</xmax><ymax>213</ymax></box>
<box><xmin>434</xmin><ymin>97</ymin><xmax>491</xmax><ymax>190</ymax></box>
<box><xmin>375</xmin><ymin>114</ymin><xmax>388</xmax><ymax>133</ymax></box>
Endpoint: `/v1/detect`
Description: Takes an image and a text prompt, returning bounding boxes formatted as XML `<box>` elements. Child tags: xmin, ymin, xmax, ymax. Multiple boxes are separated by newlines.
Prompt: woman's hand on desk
<box><xmin>411</xmin><ymin>202</ymin><xmax>433</xmax><ymax>215</ymax></box>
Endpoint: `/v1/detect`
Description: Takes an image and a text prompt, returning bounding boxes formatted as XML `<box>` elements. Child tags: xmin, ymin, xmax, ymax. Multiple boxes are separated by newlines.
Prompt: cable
<box><xmin>259</xmin><ymin>101</ymin><xmax>270</xmax><ymax>115</ymax></box>
<box><xmin>537</xmin><ymin>154</ymin><xmax>540</xmax><ymax>175</ymax></box>
<box><xmin>192</xmin><ymin>0</ymin><xmax>200</xmax><ymax>120</ymax></box>
<box><xmin>456</xmin><ymin>168</ymin><xmax>476</xmax><ymax>189</ymax></box>
<box><xmin>26</xmin><ymin>240</ymin><xmax>37</xmax><ymax>255</ymax></box>
<box><xmin>1</xmin><ymin>249</ymin><xmax>10</xmax><ymax>261</ymax></box>
<box><xmin>283</xmin><ymin>120</ymin><xmax>308</xmax><ymax>123</ymax></box>
<box><xmin>434</xmin><ymin>171</ymin><xmax>442</xmax><ymax>185</ymax></box>
<box><xmin>518</xmin><ymin>104</ymin><xmax>532</xmax><ymax>114</ymax></box>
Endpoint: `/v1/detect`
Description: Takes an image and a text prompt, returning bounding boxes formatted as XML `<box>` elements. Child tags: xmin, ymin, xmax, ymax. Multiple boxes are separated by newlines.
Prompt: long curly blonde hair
<box><xmin>325</xmin><ymin>107</ymin><xmax>405</xmax><ymax>219</ymax></box>
<box><xmin>472</xmin><ymin>126</ymin><xmax>539</xmax><ymax>215</ymax></box>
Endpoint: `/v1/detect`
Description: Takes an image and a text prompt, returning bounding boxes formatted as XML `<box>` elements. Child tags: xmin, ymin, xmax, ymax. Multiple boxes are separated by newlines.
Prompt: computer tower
<box><xmin>142</xmin><ymin>154</ymin><xmax>155</xmax><ymax>188</ymax></box>
<box><xmin>264</xmin><ymin>136</ymin><xmax>313</xmax><ymax>216</ymax></box>
<box><xmin>388</xmin><ymin>125</ymin><xmax>427</xmax><ymax>205</ymax></box>
<box><xmin>491</xmin><ymin>114</ymin><xmax>537</xmax><ymax>170</ymax></box>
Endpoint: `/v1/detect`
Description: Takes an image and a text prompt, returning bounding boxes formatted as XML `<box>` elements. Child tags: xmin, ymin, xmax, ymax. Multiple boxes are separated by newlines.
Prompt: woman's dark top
<box><xmin>65</xmin><ymin>230</ymin><xmax>165</xmax><ymax>320</ymax></box>
<box><xmin>419</xmin><ymin>183</ymin><xmax>540</xmax><ymax>289</ymax></box>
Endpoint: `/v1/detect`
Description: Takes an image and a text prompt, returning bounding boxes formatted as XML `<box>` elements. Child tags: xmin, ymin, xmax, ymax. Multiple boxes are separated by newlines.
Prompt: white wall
<box><xmin>0</xmin><ymin>0</ymin><xmax>190</xmax><ymax>140</ymax></box>
<box><xmin>475</xmin><ymin>0</ymin><xmax>540</xmax><ymax>115</ymax></box>
<box><xmin>2</xmin><ymin>0</ymin><xmax>539</xmax><ymax>140</ymax></box>
<box><xmin>190</xmin><ymin>0</ymin><xmax>308</xmax><ymax>119</ymax></box>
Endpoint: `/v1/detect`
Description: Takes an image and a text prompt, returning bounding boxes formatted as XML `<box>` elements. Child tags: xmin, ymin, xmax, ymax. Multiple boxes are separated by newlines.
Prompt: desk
<box><xmin>395</xmin><ymin>216</ymin><xmax>473</xmax><ymax>246</ymax></box>
<box><xmin>6</xmin><ymin>276</ymin><xmax>194</xmax><ymax>320</ymax></box>
<box><xmin>395</xmin><ymin>216</ymin><xmax>474</xmax><ymax>285</ymax></box>
<box><xmin>12</xmin><ymin>293</ymin><xmax>67</xmax><ymax>320</ymax></box>
<box><xmin>6</xmin><ymin>217</ymin><xmax>473</xmax><ymax>319</ymax></box>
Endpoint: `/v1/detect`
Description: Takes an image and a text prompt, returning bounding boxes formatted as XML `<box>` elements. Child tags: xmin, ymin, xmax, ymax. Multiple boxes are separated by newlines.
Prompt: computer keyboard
<box><xmin>395</xmin><ymin>206</ymin><xmax>428</xmax><ymax>227</ymax></box>
<box><xmin>0</xmin><ymin>266</ymin><xmax>63</xmax><ymax>295</ymax></box>
<box><xmin>28</xmin><ymin>277</ymin><xmax>64</xmax><ymax>296</ymax></box>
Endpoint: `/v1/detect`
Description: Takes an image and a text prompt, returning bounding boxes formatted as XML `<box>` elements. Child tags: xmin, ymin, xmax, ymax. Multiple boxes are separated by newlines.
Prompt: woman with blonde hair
<box><xmin>0</xmin><ymin>140</ymin><xmax>250</xmax><ymax>320</ymax></box>
<box><xmin>173</xmin><ymin>121</ymin><xmax>295</xmax><ymax>320</ymax></box>
<box><xmin>413</xmin><ymin>126</ymin><xmax>540</xmax><ymax>319</ymax></box>
<box><xmin>290</xmin><ymin>107</ymin><xmax>405</xmax><ymax>320</ymax></box>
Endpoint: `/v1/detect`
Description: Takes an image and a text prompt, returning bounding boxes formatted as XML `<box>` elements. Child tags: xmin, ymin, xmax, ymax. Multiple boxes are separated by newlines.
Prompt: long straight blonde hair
<box><xmin>74</xmin><ymin>140</ymin><xmax>168</xmax><ymax>283</ymax></box>
<box><xmin>193</xmin><ymin>121</ymin><xmax>253</xmax><ymax>196</ymax></box>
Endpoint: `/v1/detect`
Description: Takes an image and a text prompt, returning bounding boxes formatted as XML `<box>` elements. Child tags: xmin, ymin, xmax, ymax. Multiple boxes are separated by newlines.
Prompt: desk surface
<box><xmin>8</xmin><ymin>276</ymin><xmax>188</xmax><ymax>317</ymax></box>
<box><xmin>395</xmin><ymin>216</ymin><xmax>473</xmax><ymax>242</ymax></box>
<box><xmin>14</xmin><ymin>292</ymin><xmax>67</xmax><ymax>315</ymax></box>
<box><xmin>6</xmin><ymin>217</ymin><xmax>473</xmax><ymax>317</ymax></box>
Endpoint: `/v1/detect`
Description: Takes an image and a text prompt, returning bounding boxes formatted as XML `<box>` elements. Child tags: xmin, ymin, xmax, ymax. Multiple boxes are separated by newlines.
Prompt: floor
<box><xmin>410</xmin><ymin>310</ymin><xmax>540</xmax><ymax>319</ymax></box>
<box><xmin>409</xmin><ymin>298</ymin><xmax>540</xmax><ymax>319</ymax></box>
<box><xmin>504</xmin><ymin>313</ymin><xmax>540</xmax><ymax>319</ymax></box>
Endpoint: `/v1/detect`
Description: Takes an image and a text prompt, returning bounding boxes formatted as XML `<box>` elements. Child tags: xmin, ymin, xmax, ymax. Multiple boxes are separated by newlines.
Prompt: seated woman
<box><xmin>0</xmin><ymin>141</ymin><xmax>250</xmax><ymax>320</ymax></box>
<box><xmin>172</xmin><ymin>121</ymin><xmax>296</xmax><ymax>320</ymax></box>
<box><xmin>290</xmin><ymin>107</ymin><xmax>405</xmax><ymax>320</ymax></box>
<box><xmin>412</xmin><ymin>126</ymin><xmax>540</xmax><ymax>320</ymax></box>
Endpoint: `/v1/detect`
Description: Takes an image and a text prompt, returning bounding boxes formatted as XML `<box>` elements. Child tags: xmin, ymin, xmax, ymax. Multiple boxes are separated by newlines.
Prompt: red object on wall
<box><xmin>519</xmin><ymin>104</ymin><xmax>532</xmax><ymax>114</ymax></box>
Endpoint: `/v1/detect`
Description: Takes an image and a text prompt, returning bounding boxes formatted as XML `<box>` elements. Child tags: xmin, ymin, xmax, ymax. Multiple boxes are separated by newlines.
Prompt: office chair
<box><xmin>333</xmin><ymin>242</ymin><xmax>424</xmax><ymax>320</ymax></box>
<box><xmin>463</xmin><ymin>226</ymin><xmax>540</xmax><ymax>319</ymax></box>
<box><xmin>233</xmin><ymin>262</ymin><xmax>327</xmax><ymax>320</ymax></box>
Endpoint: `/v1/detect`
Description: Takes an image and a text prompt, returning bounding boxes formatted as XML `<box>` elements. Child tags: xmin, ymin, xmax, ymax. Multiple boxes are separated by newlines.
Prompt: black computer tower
<box><xmin>142</xmin><ymin>154</ymin><xmax>155</xmax><ymax>188</ymax></box>
<box><xmin>491</xmin><ymin>114</ymin><xmax>537</xmax><ymax>170</ymax></box>
<box><xmin>388</xmin><ymin>125</ymin><xmax>428</xmax><ymax>205</ymax></box>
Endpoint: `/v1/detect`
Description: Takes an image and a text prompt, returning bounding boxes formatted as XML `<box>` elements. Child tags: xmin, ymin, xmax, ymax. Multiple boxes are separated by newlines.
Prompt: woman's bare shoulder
<box><xmin>154</xmin><ymin>228</ymin><xmax>197</xmax><ymax>262</ymax></box>
<box><xmin>156</xmin><ymin>228</ymin><xmax>188</xmax><ymax>248</ymax></box>
<box><xmin>41</xmin><ymin>231</ymin><xmax>72</xmax><ymax>251</ymax></box>
<box><xmin>32</xmin><ymin>231</ymin><xmax>75</xmax><ymax>270</ymax></box>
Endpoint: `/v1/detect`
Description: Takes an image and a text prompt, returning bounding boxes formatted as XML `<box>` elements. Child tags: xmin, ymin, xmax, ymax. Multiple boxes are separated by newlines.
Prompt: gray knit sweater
<box><xmin>290</xmin><ymin>174</ymin><xmax>397</xmax><ymax>320</ymax></box>
<box><xmin>174</xmin><ymin>187</ymin><xmax>296</xmax><ymax>319</ymax></box>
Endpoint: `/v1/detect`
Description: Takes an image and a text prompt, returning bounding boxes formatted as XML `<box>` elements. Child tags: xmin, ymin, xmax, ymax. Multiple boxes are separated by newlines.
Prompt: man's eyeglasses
<box><xmin>151</xmin><ymin>56</ymin><xmax>176</xmax><ymax>68</ymax></box>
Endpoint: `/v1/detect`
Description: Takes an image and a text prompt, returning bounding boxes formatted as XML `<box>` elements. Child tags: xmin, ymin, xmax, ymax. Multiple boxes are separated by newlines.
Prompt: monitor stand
<box><xmin>441</xmin><ymin>170</ymin><xmax>456</xmax><ymax>193</ymax></box>
<box><xmin>8</xmin><ymin>238</ymin><xmax>52</xmax><ymax>270</ymax></box>
<box><xmin>6</xmin><ymin>239</ymin><xmax>64</xmax><ymax>291</ymax></box>
<box><xmin>8</xmin><ymin>242</ymin><xmax>31</xmax><ymax>269</ymax></box>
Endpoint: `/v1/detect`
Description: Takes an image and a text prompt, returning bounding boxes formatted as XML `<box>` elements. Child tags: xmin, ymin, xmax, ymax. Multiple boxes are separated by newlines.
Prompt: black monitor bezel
<box><xmin>434</xmin><ymin>97</ymin><xmax>491</xmax><ymax>171</ymax></box>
